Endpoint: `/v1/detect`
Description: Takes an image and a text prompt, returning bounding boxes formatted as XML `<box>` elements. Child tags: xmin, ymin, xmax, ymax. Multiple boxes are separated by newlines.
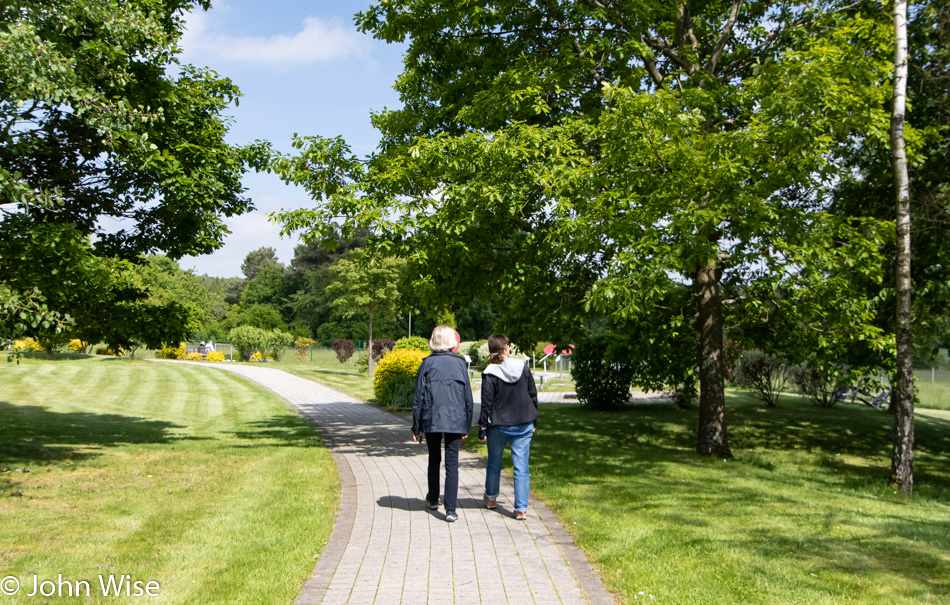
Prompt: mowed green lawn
<box><xmin>0</xmin><ymin>358</ymin><xmax>338</xmax><ymax>604</ymax></box>
<box><xmin>470</xmin><ymin>393</ymin><xmax>950</xmax><ymax>604</ymax></box>
<box><xmin>916</xmin><ymin>380</ymin><xmax>950</xmax><ymax>410</ymax></box>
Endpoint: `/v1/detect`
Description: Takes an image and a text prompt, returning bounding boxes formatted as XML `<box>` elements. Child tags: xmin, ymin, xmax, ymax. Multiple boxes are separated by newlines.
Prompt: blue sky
<box><xmin>177</xmin><ymin>0</ymin><xmax>406</xmax><ymax>277</ymax></box>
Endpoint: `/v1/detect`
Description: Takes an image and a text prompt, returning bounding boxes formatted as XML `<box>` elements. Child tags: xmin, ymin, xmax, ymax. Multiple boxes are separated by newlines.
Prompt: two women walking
<box><xmin>413</xmin><ymin>328</ymin><xmax>538</xmax><ymax>522</ymax></box>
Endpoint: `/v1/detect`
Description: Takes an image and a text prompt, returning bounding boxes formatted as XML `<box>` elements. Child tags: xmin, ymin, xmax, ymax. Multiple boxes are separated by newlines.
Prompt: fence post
<box><xmin>933</xmin><ymin>367</ymin><xmax>936</xmax><ymax>383</ymax></box>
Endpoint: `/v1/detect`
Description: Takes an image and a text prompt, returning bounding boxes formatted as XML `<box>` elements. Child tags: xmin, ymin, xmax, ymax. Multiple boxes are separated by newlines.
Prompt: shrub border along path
<box><xmin>160</xmin><ymin>361</ymin><xmax>614</xmax><ymax>605</ymax></box>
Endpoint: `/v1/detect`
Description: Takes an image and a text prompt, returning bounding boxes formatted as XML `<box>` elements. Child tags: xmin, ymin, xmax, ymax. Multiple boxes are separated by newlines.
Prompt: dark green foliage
<box><xmin>240</xmin><ymin>264</ymin><xmax>291</xmax><ymax>310</ymax></box>
<box><xmin>572</xmin><ymin>333</ymin><xmax>635</xmax><ymax>411</ymax></box>
<box><xmin>133</xmin><ymin>255</ymin><xmax>219</xmax><ymax>335</ymax></box>
<box><xmin>0</xmin><ymin>221</ymin><xmax>190</xmax><ymax>353</ymax></box>
<box><xmin>241</xmin><ymin>248</ymin><xmax>280</xmax><ymax>280</ymax></box>
<box><xmin>0</xmin><ymin>284</ymin><xmax>70</xmax><ymax>343</ymax></box>
<box><xmin>831</xmin><ymin>0</ymin><xmax>950</xmax><ymax>365</ymax></box>
<box><xmin>455</xmin><ymin>299</ymin><xmax>497</xmax><ymax>341</ymax></box>
<box><xmin>375</xmin><ymin>374</ymin><xmax>416</xmax><ymax>410</ymax></box>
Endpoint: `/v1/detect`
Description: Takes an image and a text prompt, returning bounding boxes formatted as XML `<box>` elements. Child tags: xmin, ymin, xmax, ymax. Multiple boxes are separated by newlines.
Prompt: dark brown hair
<box><xmin>487</xmin><ymin>334</ymin><xmax>509</xmax><ymax>364</ymax></box>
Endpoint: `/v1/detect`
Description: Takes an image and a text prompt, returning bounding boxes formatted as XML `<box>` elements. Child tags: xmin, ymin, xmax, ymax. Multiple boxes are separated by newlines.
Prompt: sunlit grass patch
<box><xmin>467</xmin><ymin>391</ymin><xmax>950</xmax><ymax>603</ymax></box>
<box><xmin>0</xmin><ymin>357</ymin><xmax>338</xmax><ymax>604</ymax></box>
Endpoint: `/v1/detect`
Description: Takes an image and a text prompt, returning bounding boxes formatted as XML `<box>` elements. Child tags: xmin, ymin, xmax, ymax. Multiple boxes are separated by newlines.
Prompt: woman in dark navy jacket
<box><xmin>412</xmin><ymin>326</ymin><xmax>474</xmax><ymax>522</ymax></box>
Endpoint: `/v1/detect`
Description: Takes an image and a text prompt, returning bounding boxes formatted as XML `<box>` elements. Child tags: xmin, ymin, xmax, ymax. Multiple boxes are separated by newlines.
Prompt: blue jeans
<box><xmin>485</xmin><ymin>422</ymin><xmax>534</xmax><ymax>513</ymax></box>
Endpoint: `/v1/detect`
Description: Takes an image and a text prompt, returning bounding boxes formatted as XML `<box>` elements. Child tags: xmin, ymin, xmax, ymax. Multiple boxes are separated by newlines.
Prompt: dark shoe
<box><xmin>445</xmin><ymin>511</ymin><xmax>458</xmax><ymax>523</ymax></box>
<box><xmin>483</xmin><ymin>495</ymin><xmax>497</xmax><ymax>509</ymax></box>
<box><xmin>425</xmin><ymin>494</ymin><xmax>439</xmax><ymax>510</ymax></box>
<box><xmin>514</xmin><ymin>510</ymin><xmax>527</xmax><ymax>521</ymax></box>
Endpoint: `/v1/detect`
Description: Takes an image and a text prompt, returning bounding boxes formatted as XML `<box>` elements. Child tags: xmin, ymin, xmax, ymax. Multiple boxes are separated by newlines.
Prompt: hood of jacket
<box><xmin>483</xmin><ymin>358</ymin><xmax>525</xmax><ymax>383</ymax></box>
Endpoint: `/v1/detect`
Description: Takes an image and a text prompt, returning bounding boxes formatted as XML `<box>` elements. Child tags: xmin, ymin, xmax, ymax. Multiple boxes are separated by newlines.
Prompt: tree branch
<box><xmin>707</xmin><ymin>0</ymin><xmax>743</xmax><ymax>76</ymax></box>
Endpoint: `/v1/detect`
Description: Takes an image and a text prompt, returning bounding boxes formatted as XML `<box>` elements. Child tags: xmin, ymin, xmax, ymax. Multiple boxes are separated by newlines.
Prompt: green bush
<box><xmin>229</xmin><ymin>326</ymin><xmax>292</xmax><ymax>362</ymax></box>
<box><xmin>572</xmin><ymin>333</ymin><xmax>635</xmax><ymax>410</ymax></box>
<box><xmin>229</xmin><ymin>325</ymin><xmax>268</xmax><ymax>361</ymax></box>
<box><xmin>265</xmin><ymin>329</ymin><xmax>293</xmax><ymax>361</ymax></box>
<box><xmin>376</xmin><ymin>374</ymin><xmax>418</xmax><ymax>410</ymax></box>
<box><xmin>465</xmin><ymin>340</ymin><xmax>488</xmax><ymax>369</ymax></box>
<box><xmin>796</xmin><ymin>363</ymin><xmax>851</xmax><ymax>408</ymax></box>
<box><xmin>394</xmin><ymin>336</ymin><xmax>430</xmax><ymax>352</ymax></box>
<box><xmin>734</xmin><ymin>350</ymin><xmax>796</xmax><ymax>408</ymax></box>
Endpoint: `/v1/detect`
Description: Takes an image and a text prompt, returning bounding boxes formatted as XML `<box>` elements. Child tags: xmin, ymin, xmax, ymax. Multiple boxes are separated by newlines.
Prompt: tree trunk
<box><xmin>368</xmin><ymin>301</ymin><xmax>374</xmax><ymax>380</ymax></box>
<box><xmin>694</xmin><ymin>258</ymin><xmax>732</xmax><ymax>457</ymax></box>
<box><xmin>890</xmin><ymin>0</ymin><xmax>914</xmax><ymax>495</ymax></box>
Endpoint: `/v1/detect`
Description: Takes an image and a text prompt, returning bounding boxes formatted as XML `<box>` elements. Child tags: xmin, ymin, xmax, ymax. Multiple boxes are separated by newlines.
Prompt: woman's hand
<box><xmin>412</xmin><ymin>433</ymin><xmax>422</xmax><ymax>442</ymax></box>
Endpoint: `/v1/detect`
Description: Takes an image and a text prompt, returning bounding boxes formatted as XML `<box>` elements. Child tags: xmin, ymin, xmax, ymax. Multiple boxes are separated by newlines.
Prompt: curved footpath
<box><xmin>172</xmin><ymin>362</ymin><xmax>615</xmax><ymax>605</ymax></box>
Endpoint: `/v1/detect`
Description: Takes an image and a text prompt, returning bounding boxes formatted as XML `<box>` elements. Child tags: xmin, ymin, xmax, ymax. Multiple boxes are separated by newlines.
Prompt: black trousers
<box><xmin>425</xmin><ymin>432</ymin><xmax>462</xmax><ymax>512</ymax></box>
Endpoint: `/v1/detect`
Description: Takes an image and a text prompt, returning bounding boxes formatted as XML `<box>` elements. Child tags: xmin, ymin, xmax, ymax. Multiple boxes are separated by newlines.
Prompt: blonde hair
<box><xmin>429</xmin><ymin>325</ymin><xmax>459</xmax><ymax>352</ymax></box>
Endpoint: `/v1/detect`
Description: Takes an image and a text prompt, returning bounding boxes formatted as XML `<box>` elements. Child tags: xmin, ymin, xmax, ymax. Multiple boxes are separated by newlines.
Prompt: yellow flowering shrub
<box><xmin>373</xmin><ymin>349</ymin><xmax>428</xmax><ymax>407</ymax></box>
<box><xmin>67</xmin><ymin>339</ymin><xmax>84</xmax><ymax>353</ymax></box>
<box><xmin>250</xmin><ymin>352</ymin><xmax>263</xmax><ymax>361</ymax></box>
<box><xmin>186</xmin><ymin>352</ymin><xmax>204</xmax><ymax>361</ymax></box>
<box><xmin>206</xmin><ymin>351</ymin><xmax>226</xmax><ymax>362</ymax></box>
<box><xmin>158</xmin><ymin>342</ymin><xmax>186</xmax><ymax>360</ymax></box>
<box><xmin>14</xmin><ymin>338</ymin><xmax>43</xmax><ymax>352</ymax></box>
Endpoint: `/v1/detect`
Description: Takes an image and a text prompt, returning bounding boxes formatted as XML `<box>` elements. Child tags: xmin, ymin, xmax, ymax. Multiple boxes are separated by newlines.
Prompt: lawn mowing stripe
<box><xmin>1</xmin><ymin>358</ymin><xmax>339</xmax><ymax>605</ymax></box>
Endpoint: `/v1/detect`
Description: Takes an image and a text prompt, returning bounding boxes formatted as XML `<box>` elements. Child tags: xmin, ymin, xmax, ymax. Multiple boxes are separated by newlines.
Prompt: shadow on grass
<box><xmin>530</xmin><ymin>398</ymin><xmax>950</xmax><ymax>599</ymax></box>
<box><xmin>292</xmin><ymin>367</ymin><xmax>367</xmax><ymax>378</ymax></box>
<box><xmin>226</xmin><ymin>415</ymin><xmax>325</xmax><ymax>448</ymax></box>
<box><xmin>0</xmin><ymin>400</ymin><xmax>192</xmax><ymax>472</ymax></box>
<box><xmin>9</xmin><ymin>351</ymin><xmax>94</xmax><ymax>361</ymax></box>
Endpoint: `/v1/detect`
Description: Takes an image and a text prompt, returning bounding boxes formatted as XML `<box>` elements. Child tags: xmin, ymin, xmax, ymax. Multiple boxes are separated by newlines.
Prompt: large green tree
<box><xmin>0</xmin><ymin>221</ymin><xmax>190</xmax><ymax>355</ymax></box>
<box><xmin>273</xmin><ymin>0</ymin><xmax>894</xmax><ymax>456</ymax></box>
<box><xmin>0</xmin><ymin>0</ymin><xmax>258</xmax><ymax>332</ymax></box>
<box><xmin>133</xmin><ymin>255</ymin><xmax>221</xmax><ymax>334</ymax></box>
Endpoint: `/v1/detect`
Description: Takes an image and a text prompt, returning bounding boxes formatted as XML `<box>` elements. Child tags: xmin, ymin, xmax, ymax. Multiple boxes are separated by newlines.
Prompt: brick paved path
<box><xmin>203</xmin><ymin>363</ymin><xmax>614</xmax><ymax>605</ymax></box>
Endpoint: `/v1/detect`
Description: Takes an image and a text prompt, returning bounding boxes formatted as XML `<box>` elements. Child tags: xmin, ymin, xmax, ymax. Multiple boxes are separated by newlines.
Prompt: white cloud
<box><xmin>181</xmin><ymin>11</ymin><xmax>369</xmax><ymax>66</ymax></box>
<box><xmin>180</xmin><ymin>209</ymin><xmax>302</xmax><ymax>277</ymax></box>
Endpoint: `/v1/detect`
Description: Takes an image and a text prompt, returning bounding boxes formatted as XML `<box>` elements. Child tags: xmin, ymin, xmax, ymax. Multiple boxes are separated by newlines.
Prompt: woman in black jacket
<box><xmin>478</xmin><ymin>334</ymin><xmax>538</xmax><ymax>520</ymax></box>
<box><xmin>412</xmin><ymin>326</ymin><xmax>474</xmax><ymax>522</ymax></box>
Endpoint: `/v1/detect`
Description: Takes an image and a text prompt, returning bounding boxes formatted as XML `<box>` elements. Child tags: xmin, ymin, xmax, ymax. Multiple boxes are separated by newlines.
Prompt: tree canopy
<box><xmin>0</xmin><ymin>0</ymin><xmax>259</xmax><ymax>258</ymax></box>
<box><xmin>272</xmin><ymin>0</ymin><xmax>896</xmax><ymax>456</ymax></box>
